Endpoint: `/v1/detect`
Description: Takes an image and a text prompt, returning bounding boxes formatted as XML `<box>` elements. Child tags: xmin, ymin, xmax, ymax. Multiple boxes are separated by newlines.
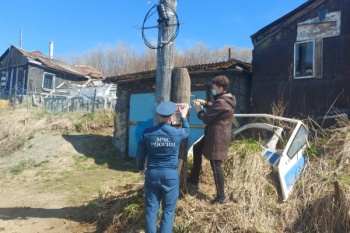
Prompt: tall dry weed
<box><xmin>90</xmin><ymin>119</ymin><xmax>350</xmax><ymax>233</ymax></box>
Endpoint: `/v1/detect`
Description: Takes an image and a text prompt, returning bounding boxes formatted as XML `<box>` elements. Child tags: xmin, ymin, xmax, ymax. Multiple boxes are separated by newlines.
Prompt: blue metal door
<box><xmin>128</xmin><ymin>90</ymin><xmax>207</xmax><ymax>157</ymax></box>
<box><xmin>128</xmin><ymin>93</ymin><xmax>155</xmax><ymax>157</ymax></box>
<box><xmin>188</xmin><ymin>90</ymin><xmax>206</xmax><ymax>147</ymax></box>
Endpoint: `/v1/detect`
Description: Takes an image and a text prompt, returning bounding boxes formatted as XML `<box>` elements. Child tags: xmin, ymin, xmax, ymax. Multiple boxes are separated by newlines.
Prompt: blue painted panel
<box><xmin>263</xmin><ymin>150</ymin><xmax>272</xmax><ymax>160</ymax></box>
<box><xmin>188</xmin><ymin>128</ymin><xmax>205</xmax><ymax>148</ymax></box>
<box><xmin>189</xmin><ymin>90</ymin><xmax>207</xmax><ymax>125</ymax></box>
<box><xmin>283</xmin><ymin>155</ymin><xmax>306</xmax><ymax>191</ymax></box>
<box><xmin>128</xmin><ymin>91</ymin><xmax>206</xmax><ymax>157</ymax></box>
<box><xmin>130</xmin><ymin>93</ymin><xmax>155</xmax><ymax>121</ymax></box>
<box><xmin>188</xmin><ymin>90</ymin><xmax>206</xmax><ymax>145</ymax></box>
<box><xmin>129</xmin><ymin>125</ymin><xmax>138</xmax><ymax>157</ymax></box>
<box><xmin>263</xmin><ymin>150</ymin><xmax>281</xmax><ymax>165</ymax></box>
<box><xmin>128</xmin><ymin>93</ymin><xmax>155</xmax><ymax>157</ymax></box>
<box><xmin>269</xmin><ymin>153</ymin><xmax>280</xmax><ymax>165</ymax></box>
<box><xmin>129</xmin><ymin>121</ymin><xmax>152</xmax><ymax>157</ymax></box>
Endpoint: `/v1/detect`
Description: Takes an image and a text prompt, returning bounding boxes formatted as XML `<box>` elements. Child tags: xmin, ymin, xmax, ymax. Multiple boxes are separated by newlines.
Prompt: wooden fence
<box><xmin>43</xmin><ymin>97</ymin><xmax>116</xmax><ymax>113</ymax></box>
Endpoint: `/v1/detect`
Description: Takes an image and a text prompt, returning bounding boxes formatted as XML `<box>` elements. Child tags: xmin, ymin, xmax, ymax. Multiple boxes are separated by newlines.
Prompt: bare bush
<box><xmin>57</xmin><ymin>42</ymin><xmax>252</xmax><ymax>76</ymax></box>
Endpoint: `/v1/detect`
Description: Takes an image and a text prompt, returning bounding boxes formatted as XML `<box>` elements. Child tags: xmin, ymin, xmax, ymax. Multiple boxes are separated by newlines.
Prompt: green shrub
<box><xmin>75</xmin><ymin>122</ymin><xmax>83</xmax><ymax>132</ymax></box>
<box><xmin>16</xmin><ymin>140</ymin><xmax>25</xmax><ymax>149</ymax></box>
<box><xmin>11</xmin><ymin>159</ymin><xmax>35</xmax><ymax>174</ymax></box>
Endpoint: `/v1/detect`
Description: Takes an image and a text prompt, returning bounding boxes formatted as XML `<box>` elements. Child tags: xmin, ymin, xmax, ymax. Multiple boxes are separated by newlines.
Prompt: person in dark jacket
<box><xmin>136</xmin><ymin>101</ymin><xmax>190</xmax><ymax>233</ymax></box>
<box><xmin>188</xmin><ymin>75</ymin><xmax>236</xmax><ymax>204</ymax></box>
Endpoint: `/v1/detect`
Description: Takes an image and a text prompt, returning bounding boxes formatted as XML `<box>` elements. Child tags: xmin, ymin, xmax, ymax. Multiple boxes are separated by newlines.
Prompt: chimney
<box><xmin>228</xmin><ymin>47</ymin><xmax>232</xmax><ymax>61</ymax></box>
<box><xmin>49</xmin><ymin>41</ymin><xmax>54</xmax><ymax>59</ymax></box>
<box><xmin>20</xmin><ymin>30</ymin><xmax>22</xmax><ymax>48</ymax></box>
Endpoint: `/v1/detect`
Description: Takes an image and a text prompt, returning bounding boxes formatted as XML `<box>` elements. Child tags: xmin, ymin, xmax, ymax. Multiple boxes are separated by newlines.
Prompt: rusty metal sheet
<box><xmin>297</xmin><ymin>11</ymin><xmax>341</xmax><ymax>41</ymax></box>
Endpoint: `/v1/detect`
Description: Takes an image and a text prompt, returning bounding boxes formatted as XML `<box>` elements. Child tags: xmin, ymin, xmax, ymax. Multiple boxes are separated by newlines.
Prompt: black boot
<box><xmin>210</xmin><ymin>160</ymin><xmax>226</xmax><ymax>205</ymax></box>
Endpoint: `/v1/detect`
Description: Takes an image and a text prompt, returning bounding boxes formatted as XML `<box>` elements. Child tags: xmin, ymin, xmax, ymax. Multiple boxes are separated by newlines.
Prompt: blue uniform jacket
<box><xmin>136</xmin><ymin>117</ymin><xmax>190</xmax><ymax>170</ymax></box>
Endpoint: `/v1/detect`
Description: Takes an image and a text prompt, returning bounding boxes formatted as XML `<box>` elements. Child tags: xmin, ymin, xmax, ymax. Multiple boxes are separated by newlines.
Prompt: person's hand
<box><xmin>196</xmin><ymin>99</ymin><xmax>207</xmax><ymax>105</ymax></box>
<box><xmin>178</xmin><ymin>104</ymin><xmax>189</xmax><ymax>117</ymax></box>
<box><xmin>192</xmin><ymin>100</ymin><xmax>203</xmax><ymax>112</ymax></box>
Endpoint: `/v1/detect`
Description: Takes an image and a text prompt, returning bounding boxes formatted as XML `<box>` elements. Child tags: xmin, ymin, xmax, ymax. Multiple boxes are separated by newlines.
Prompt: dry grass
<box><xmin>0</xmin><ymin>105</ymin><xmax>115</xmax><ymax>157</ymax></box>
<box><xmin>86</xmin><ymin>120</ymin><xmax>350</xmax><ymax>233</ymax></box>
<box><xmin>0</xmin><ymin>104</ymin><xmax>138</xmax><ymax>232</ymax></box>
<box><xmin>2</xmin><ymin>104</ymin><xmax>350</xmax><ymax>232</ymax></box>
<box><xmin>0</xmin><ymin>99</ymin><xmax>9</xmax><ymax>109</ymax></box>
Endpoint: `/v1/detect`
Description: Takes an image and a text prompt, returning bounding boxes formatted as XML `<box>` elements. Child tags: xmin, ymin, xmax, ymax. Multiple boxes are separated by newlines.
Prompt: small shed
<box><xmin>250</xmin><ymin>0</ymin><xmax>350</xmax><ymax>117</ymax></box>
<box><xmin>107</xmin><ymin>60</ymin><xmax>252</xmax><ymax>158</ymax></box>
<box><xmin>0</xmin><ymin>45</ymin><xmax>105</xmax><ymax>101</ymax></box>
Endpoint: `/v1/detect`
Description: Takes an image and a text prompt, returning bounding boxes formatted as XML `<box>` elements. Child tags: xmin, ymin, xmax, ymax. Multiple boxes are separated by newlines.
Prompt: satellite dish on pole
<box><xmin>142</xmin><ymin>2</ymin><xmax>180</xmax><ymax>49</ymax></box>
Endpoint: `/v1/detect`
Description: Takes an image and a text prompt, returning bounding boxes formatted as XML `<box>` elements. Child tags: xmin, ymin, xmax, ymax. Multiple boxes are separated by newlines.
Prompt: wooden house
<box><xmin>0</xmin><ymin>45</ymin><xmax>105</xmax><ymax>101</ymax></box>
<box><xmin>250</xmin><ymin>0</ymin><xmax>350</xmax><ymax>117</ymax></box>
<box><xmin>107</xmin><ymin>60</ymin><xmax>252</xmax><ymax>157</ymax></box>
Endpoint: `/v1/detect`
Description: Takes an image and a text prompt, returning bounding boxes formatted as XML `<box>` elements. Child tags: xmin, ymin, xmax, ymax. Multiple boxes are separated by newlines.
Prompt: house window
<box><xmin>43</xmin><ymin>72</ymin><xmax>55</xmax><ymax>90</ymax></box>
<box><xmin>1</xmin><ymin>71</ymin><xmax>6</xmax><ymax>90</ymax></box>
<box><xmin>294</xmin><ymin>40</ymin><xmax>315</xmax><ymax>78</ymax></box>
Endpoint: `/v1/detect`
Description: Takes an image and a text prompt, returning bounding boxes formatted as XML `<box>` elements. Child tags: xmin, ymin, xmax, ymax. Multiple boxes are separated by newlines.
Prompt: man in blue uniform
<box><xmin>136</xmin><ymin>101</ymin><xmax>190</xmax><ymax>233</ymax></box>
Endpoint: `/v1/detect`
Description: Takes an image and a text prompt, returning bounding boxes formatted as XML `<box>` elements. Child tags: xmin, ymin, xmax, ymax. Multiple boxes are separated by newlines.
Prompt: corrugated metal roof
<box><xmin>107</xmin><ymin>59</ymin><xmax>252</xmax><ymax>82</ymax></box>
<box><xmin>12</xmin><ymin>46</ymin><xmax>105</xmax><ymax>79</ymax></box>
<box><xmin>74</xmin><ymin>65</ymin><xmax>106</xmax><ymax>79</ymax></box>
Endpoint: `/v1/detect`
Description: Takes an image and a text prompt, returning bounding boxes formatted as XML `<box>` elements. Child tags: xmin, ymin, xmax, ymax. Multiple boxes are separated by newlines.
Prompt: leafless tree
<box><xmin>57</xmin><ymin>42</ymin><xmax>252</xmax><ymax>76</ymax></box>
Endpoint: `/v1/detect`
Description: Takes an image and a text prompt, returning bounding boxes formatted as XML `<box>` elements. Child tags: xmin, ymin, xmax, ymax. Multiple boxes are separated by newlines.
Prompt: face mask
<box><xmin>211</xmin><ymin>89</ymin><xmax>217</xmax><ymax>96</ymax></box>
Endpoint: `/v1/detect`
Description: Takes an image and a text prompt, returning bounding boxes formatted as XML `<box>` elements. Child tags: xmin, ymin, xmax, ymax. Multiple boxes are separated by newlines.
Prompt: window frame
<box><xmin>42</xmin><ymin>72</ymin><xmax>55</xmax><ymax>91</ymax></box>
<box><xmin>1</xmin><ymin>71</ymin><xmax>7</xmax><ymax>89</ymax></box>
<box><xmin>293</xmin><ymin>40</ymin><xmax>315</xmax><ymax>79</ymax></box>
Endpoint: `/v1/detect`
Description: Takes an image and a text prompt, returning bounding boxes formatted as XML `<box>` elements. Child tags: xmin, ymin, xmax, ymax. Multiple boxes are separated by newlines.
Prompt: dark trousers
<box><xmin>144</xmin><ymin>168</ymin><xmax>179</xmax><ymax>233</ymax></box>
<box><xmin>191</xmin><ymin>136</ymin><xmax>226</xmax><ymax>199</ymax></box>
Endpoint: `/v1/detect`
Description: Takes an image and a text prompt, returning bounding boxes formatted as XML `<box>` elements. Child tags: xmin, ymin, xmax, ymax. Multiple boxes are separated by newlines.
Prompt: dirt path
<box><xmin>0</xmin><ymin>185</ymin><xmax>95</xmax><ymax>233</ymax></box>
<box><xmin>0</xmin><ymin>130</ymin><xmax>123</xmax><ymax>233</ymax></box>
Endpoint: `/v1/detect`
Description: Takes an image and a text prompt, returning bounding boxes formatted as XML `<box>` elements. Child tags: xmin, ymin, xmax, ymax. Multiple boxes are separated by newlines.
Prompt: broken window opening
<box><xmin>294</xmin><ymin>40</ymin><xmax>315</xmax><ymax>79</ymax></box>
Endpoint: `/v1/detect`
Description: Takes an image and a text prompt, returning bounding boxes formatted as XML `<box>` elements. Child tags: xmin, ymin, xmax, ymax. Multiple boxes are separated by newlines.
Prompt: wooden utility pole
<box><xmin>171</xmin><ymin>68</ymin><xmax>191</xmax><ymax>194</ymax></box>
<box><xmin>152</xmin><ymin>1</ymin><xmax>190</xmax><ymax>193</ymax></box>
<box><xmin>154</xmin><ymin>0</ymin><xmax>177</xmax><ymax>124</ymax></box>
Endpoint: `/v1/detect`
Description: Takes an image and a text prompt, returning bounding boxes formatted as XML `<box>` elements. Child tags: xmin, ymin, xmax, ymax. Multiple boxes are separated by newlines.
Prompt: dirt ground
<box><xmin>0</xmin><ymin>126</ymin><xmax>135</xmax><ymax>233</ymax></box>
<box><xmin>3</xmin><ymin>108</ymin><xmax>350</xmax><ymax>233</ymax></box>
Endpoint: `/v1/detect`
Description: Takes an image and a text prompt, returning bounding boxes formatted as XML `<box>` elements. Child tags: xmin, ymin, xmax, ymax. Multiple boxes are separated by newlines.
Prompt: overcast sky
<box><xmin>0</xmin><ymin>0</ymin><xmax>307</xmax><ymax>57</ymax></box>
